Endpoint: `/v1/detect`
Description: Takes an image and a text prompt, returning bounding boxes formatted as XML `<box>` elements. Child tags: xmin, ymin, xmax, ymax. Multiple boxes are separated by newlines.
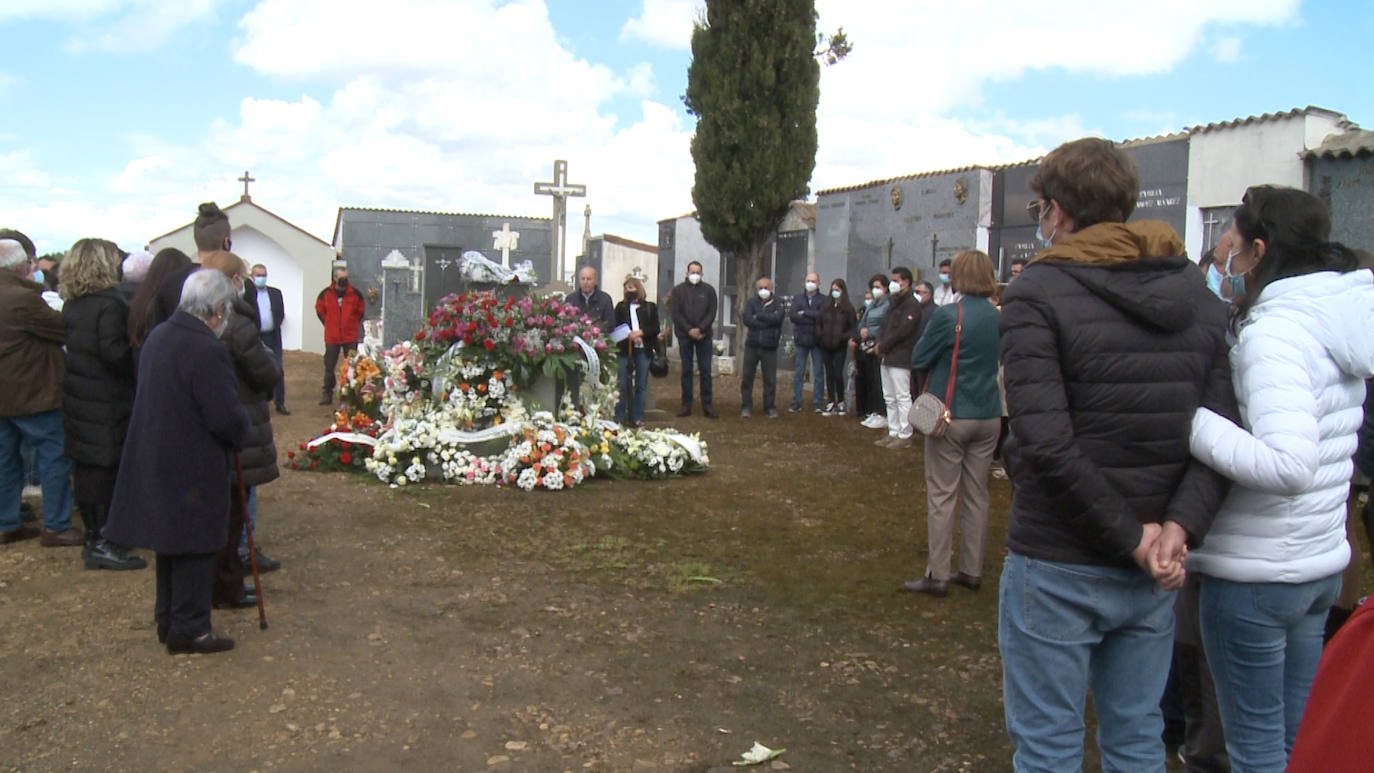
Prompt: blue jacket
<box><xmin>789</xmin><ymin>290</ymin><xmax>824</xmax><ymax>347</ymax></box>
<box><xmin>855</xmin><ymin>297</ymin><xmax>888</xmax><ymax>342</ymax></box>
<box><xmin>742</xmin><ymin>295</ymin><xmax>785</xmax><ymax>350</ymax></box>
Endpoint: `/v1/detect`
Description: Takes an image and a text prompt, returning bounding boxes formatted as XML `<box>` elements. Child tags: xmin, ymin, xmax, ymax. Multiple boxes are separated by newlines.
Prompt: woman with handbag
<box><xmin>614</xmin><ymin>276</ymin><xmax>661</xmax><ymax>427</ymax></box>
<box><xmin>903</xmin><ymin>250</ymin><xmax>1003</xmax><ymax>597</ymax></box>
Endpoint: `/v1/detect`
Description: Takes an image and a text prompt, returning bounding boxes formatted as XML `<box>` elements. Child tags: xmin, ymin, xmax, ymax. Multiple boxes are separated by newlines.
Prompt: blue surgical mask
<box><xmin>830</xmin><ymin>289</ymin><xmax>841</xmax><ymax>300</ymax></box>
<box><xmin>253</xmin><ymin>276</ymin><xmax>267</xmax><ymax>289</ymax></box>
<box><xmin>1035</xmin><ymin>221</ymin><xmax>1056</xmax><ymax>249</ymax></box>
<box><xmin>864</xmin><ymin>298</ymin><xmax>872</xmax><ymax>307</ymax></box>
<box><xmin>938</xmin><ymin>273</ymin><xmax>950</xmax><ymax>285</ymax></box>
<box><xmin>31</xmin><ymin>268</ymin><xmax>44</xmax><ymax>286</ymax></box>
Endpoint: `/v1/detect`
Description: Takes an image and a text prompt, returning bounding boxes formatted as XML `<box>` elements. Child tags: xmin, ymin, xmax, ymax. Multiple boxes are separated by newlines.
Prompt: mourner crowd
<box><xmin>7</xmin><ymin>137</ymin><xmax>1374</xmax><ymax>771</ymax></box>
<box><xmin>0</xmin><ymin>201</ymin><xmax>372</xmax><ymax>656</ymax></box>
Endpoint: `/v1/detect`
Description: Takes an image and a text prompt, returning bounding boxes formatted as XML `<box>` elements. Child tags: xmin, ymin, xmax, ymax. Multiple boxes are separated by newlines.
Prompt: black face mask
<box><xmin>335</xmin><ymin>278</ymin><xmax>347</xmax><ymax>288</ymax></box>
<box><xmin>624</xmin><ymin>292</ymin><xmax>638</xmax><ymax>302</ymax></box>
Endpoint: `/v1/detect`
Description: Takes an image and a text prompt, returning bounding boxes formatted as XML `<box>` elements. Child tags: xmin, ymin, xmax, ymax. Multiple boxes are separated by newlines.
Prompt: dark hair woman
<box><xmin>852</xmin><ymin>273</ymin><xmax>890</xmax><ymax>427</ymax></box>
<box><xmin>817</xmin><ymin>278</ymin><xmax>855</xmax><ymax>415</ymax></box>
<box><xmin>127</xmin><ymin>247</ymin><xmax>193</xmax><ymax>352</ymax></box>
<box><xmin>59</xmin><ymin>239</ymin><xmax>147</xmax><ymax>570</ymax></box>
<box><xmin>614</xmin><ymin>276</ymin><xmax>661</xmax><ymax>427</ymax></box>
<box><xmin>1187</xmin><ymin>185</ymin><xmax>1373</xmax><ymax>770</ymax></box>
<box><xmin>904</xmin><ymin>250</ymin><xmax>1002</xmax><ymax>598</ymax></box>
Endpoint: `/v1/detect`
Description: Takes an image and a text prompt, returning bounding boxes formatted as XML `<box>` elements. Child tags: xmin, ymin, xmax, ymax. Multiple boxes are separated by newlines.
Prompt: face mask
<box><xmin>625</xmin><ymin>292</ymin><xmax>637</xmax><ymax>302</ymax></box>
<box><xmin>1035</xmin><ymin>216</ymin><xmax>1057</xmax><ymax>249</ymax></box>
<box><xmin>688</xmin><ymin>272</ymin><xmax>701</xmax><ymax>285</ymax></box>
<box><xmin>30</xmin><ymin>268</ymin><xmax>44</xmax><ymax>286</ymax></box>
<box><xmin>805</xmin><ymin>281</ymin><xmax>818</xmax><ymax>293</ymax></box>
<box><xmin>888</xmin><ymin>280</ymin><xmax>901</xmax><ymax>295</ymax></box>
<box><xmin>253</xmin><ymin>276</ymin><xmax>267</xmax><ymax>289</ymax></box>
<box><xmin>938</xmin><ymin>273</ymin><xmax>950</xmax><ymax>285</ymax></box>
<box><xmin>871</xmin><ymin>286</ymin><xmax>885</xmax><ymax>299</ymax></box>
<box><xmin>757</xmin><ymin>288</ymin><xmax>771</xmax><ymax>300</ymax></box>
<box><xmin>863</xmin><ymin>298</ymin><xmax>872</xmax><ymax>308</ymax></box>
<box><xmin>335</xmin><ymin>278</ymin><xmax>347</xmax><ymax>288</ymax></box>
<box><xmin>830</xmin><ymin>289</ymin><xmax>842</xmax><ymax>300</ymax></box>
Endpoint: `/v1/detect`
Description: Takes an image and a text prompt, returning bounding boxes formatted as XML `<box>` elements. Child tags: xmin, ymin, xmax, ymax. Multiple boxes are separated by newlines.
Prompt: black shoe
<box><xmin>677</xmin><ymin>404</ymin><xmax>692</xmax><ymax>417</ymax></box>
<box><xmin>275</xmin><ymin>404</ymin><xmax>291</xmax><ymax>416</ymax></box>
<box><xmin>166</xmin><ymin>631</ymin><xmax>235</xmax><ymax>655</ymax></box>
<box><xmin>19</xmin><ymin>501</ymin><xmax>37</xmax><ymax>522</ymax></box>
<box><xmin>157</xmin><ymin>625</ymin><xmax>168</xmax><ymax>644</ymax></box>
<box><xmin>901</xmin><ymin>576</ymin><xmax>949</xmax><ymax>597</ymax></box>
<box><xmin>703</xmin><ymin>405</ymin><xmax>719</xmax><ymax>419</ymax></box>
<box><xmin>85</xmin><ymin>539</ymin><xmax>147</xmax><ymax>571</ymax></box>
<box><xmin>952</xmin><ymin>572</ymin><xmax>982</xmax><ymax>592</ymax></box>
<box><xmin>318</xmin><ymin>393</ymin><xmax>333</xmax><ymax>405</ymax></box>
<box><xmin>213</xmin><ymin>592</ymin><xmax>258</xmax><ymax>610</ymax></box>
<box><xmin>240</xmin><ymin>550</ymin><xmax>281</xmax><ymax>575</ymax></box>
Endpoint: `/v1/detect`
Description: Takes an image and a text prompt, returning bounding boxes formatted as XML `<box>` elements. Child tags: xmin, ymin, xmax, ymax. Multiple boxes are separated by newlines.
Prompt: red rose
<box><xmin>415</xmin><ymin>331</ymin><xmax>425</xmax><ymax>341</ymax></box>
<box><xmin>298</xmin><ymin>443</ymin><xmax>306</xmax><ymax>451</ymax></box>
<box><xmin>340</xmin><ymin>452</ymin><xmax>352</xmax><ymax>464</ymax></box>
<box><xmin>484</xmin><ymin>339</ymin><xmax>495</xmax><ymax>350</ymax></box>
<box><xmin>286</xmin><ymin>451</ymin><xmax>295</xmax><ymax>459</ymax></box>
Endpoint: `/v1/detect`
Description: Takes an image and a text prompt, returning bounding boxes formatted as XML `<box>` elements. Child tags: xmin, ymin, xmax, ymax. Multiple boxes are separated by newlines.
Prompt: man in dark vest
<box><xmin>245</xmin><ymin>263</ymin><xmax>288</xmax><ymax>415</ymax></box>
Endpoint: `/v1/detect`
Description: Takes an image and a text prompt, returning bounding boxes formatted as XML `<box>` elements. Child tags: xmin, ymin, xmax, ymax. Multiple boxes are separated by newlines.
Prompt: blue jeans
<box><xmin>791</xmin><ymin>343</ymin><xmax>823</xmax><ymax>410</ymax></box>
<box><xmin>999</xmin><ymin>551</ymin><xmax>1175</xmax><ymax>772</ymax></box>
<box><xmin>678</xmin><ymin>335</ymin><xmax>713</xmax><ymax>407</ymax></box>
<box><xmin>0</xmin><ymin>410</ymin><xmax>73</xmax><ymax>533</ymax></box>
<box><xmin>616</xmin><ymin>348</ymin><xmax>649</xmax><ymax>423</ymax></box>
<box><xmin>1199</xmin><ymin>573</ymin><xmax>1341</xmax><ymax>772</ymax></box>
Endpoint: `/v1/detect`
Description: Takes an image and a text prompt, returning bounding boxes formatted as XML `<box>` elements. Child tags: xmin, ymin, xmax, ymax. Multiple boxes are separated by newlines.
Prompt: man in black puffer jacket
<box><xmin>201</xmin><ymin>251</ymin><xmax>281</xmax><ymax>609</ymax></box>
<box><xmin>997</xmin><ymin>138</ymin><xmax>1236</xmax><ymax>772</ymax></box>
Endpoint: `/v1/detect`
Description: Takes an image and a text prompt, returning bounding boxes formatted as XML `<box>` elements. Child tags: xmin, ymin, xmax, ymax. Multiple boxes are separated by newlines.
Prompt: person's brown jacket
<box><xmin>0</xmin><ymin>270</ymin><xmax>66</xmax><ymax>416</ymax></box>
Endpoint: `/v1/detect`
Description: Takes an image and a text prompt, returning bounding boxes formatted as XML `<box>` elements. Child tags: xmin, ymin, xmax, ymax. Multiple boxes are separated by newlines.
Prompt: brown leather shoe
<box><xmin>676</xmin><ymin>404</ymin><xmax>692</xmax><ymax>417</ymax></box>
<box><xmin>40</xmin><ymin>527</ymin><xmax>84</xmax><ymax>547</ymax></box>
<box><xmin>901</xmin><ymin>576</ymin><xmax>949</xmax><ymax>597</ymax></box>
<box><xmin>702</xmin><ymin>405</ymin><xmax>719</xmax><ymax>419</ymax></box>
<box><xmin>952</xmin><ymin>572</ymin><xmax>982</xmax><ymax>591</ymax></box>
<box><xmin>0</xmin><ymin>524</ymin><xmax>41</xmax><ymax>544</ymax></box>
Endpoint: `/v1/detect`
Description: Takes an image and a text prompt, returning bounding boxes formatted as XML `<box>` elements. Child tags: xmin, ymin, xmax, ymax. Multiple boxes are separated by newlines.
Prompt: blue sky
<box><xmin>1</xmin><ymin>0</ymin><xmax>1369</xmax><ymax>256</ymax></box>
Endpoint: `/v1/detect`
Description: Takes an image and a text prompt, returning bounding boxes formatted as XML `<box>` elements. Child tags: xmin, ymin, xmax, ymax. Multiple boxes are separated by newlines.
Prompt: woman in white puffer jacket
<box><xmin>1185</xmin><ymin>185</ymin><xmax>1374</xmax><ymax>773</ymax></box>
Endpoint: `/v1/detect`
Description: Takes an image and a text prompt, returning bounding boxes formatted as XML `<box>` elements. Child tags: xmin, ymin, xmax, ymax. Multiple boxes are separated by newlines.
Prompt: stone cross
<box><xmin>1202</xmin><ymin>210</ymin><xmax>1224</xmax><ymax>251</ymax></box>
<box><xmin>435</xmin><ymin>256</ymin><xmax>453</xmax><ymax>272</ymax></box>
<box><xmin>491</xmin><ymin>223</ymin><xmax>520</xmax><ymax>267</ymax></box>
<box><xmin>238</xmin><ymin>170</ymin><xmax>255</xmax><ymax>201</ymax></box>
<box><xmin>407</xmin><ymin>254</ymin><xmax>424</xmax><ymax>293</ymax></box>
<box><xmin>533</xmin><ymin>159</ymin><xmax>586</xmax><ymax>282</ymax></box>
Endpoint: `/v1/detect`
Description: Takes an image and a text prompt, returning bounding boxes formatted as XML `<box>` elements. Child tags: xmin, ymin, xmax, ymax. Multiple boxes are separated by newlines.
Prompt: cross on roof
<box><xmin>238</xmin><ymin>170</ymin><xmax>256</xmax><ymax>201</ymax></box>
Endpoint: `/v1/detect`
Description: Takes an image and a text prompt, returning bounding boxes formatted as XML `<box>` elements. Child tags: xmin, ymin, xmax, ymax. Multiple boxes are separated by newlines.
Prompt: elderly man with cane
<box><xmin>105</xmin><ymin>269</ymin><xmax>254</xmax><ymax>654</ymax></box>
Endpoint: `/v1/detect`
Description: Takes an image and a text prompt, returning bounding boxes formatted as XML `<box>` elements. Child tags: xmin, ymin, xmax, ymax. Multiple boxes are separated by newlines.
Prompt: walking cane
<box><xmin>233</xmin><ymin>451</ymin><xmax>268</xmax><ymax>630</ymax></box>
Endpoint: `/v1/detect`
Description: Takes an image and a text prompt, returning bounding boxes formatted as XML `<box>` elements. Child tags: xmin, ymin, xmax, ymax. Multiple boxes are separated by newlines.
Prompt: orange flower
<box><xmin>493</xmin><ymin>370</ymin><xmax>504</xmax><ymax>380</ymax></box>
<box><xmin>477</xmin><ymin>383</ymin><xmax>487</xmax><ymax>394</ymax></box>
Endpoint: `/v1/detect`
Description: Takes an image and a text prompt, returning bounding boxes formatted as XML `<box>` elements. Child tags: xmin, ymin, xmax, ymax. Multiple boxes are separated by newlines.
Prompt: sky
<box><xmin>1</xmin><ymin>0</ymin><xmax>1370</xmax><ymax>257</ymax></box>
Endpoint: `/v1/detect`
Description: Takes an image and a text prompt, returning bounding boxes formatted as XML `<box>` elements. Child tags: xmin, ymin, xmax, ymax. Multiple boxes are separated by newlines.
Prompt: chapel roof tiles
<box><xmin>1303</xmin><ymin>130</ymin><xmax>1374</xmax><ymax>159</ymax></box>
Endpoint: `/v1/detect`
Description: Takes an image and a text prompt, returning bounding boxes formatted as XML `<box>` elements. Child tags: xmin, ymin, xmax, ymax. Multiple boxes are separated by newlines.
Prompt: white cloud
<box><xmin>620</xmin><ymin>0</ymin><xmax>701</xmax><ymax>49</ymax></box>
<box><xmin>0</xmin><ymin>0</ymin><xmax>223</xmax><ymax>52</ymax></box>
<box><xmin>1213</xmin><ymin>36</ymin><xmax>1244</xmax><ymax>63</ymax></box>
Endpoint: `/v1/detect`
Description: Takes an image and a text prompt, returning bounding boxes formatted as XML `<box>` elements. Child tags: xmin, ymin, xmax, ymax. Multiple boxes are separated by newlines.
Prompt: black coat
<box><xmin>669</xmin><ymin>281</ymin><xmax>717</xmax><ymax>338</ymax></box>
<box><xmin>817</xmin><ymin>303</ymin><xmax>856</xmax><ymax>351</ymax></box>
<box><xmin>742</xmin><ymin>295</ymin><xmax>785</xmax><ymax>349</ymax></box>
<box><xmin>999</xmin><ymin>246</ymin><xmax>1236</xmax><ymax>568</ymax></box>
<box><xmin>613</xmin><ymin>300</ymin><xmax>661</xmax><ymax>356</ymax></box>
<box><xmin>243</xmin><ymin>284</ymin><xmax>284</xmax><ymax>335</ymax></box>
<box><xmin>569</xmin><ymin>288</ymin><xmax>616</xmax><ymax>337</ymax></box>
<box><xmin>61</xmin><ymin>289</ymin><xmax>135</xmax><ymax>468</ymax></box>
<box><xmin>103</xmin><ymin>312</ymin><xmax>252</xmax><ymax>554</ymax></box>
<box><xmin>788</xmin><ymin>291</ymin><xmax>824</xmax><ymax>347</ymax></box>
<box><xmin>876</xmin><ymin>289</ymin><xmax>920</xmax><ymax>366</ymax></box>
<box><xmin>224</xmin><ymin>296</ymin><xmax>281</xmax><ymax>487</ymax></box>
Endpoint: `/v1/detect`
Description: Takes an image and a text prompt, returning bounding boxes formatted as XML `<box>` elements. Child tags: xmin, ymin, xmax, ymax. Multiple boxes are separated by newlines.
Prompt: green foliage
<box><xmin>685</xmin><ymin>0</ymin><xmax>821</xmax><ymax>350</ymax></box>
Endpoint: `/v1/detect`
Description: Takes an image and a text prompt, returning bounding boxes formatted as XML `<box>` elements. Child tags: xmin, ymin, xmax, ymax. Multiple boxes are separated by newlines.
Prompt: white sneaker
<box><xmin>821</xmin><ymin>402</ymin><xmax>835</xmax><ymax>416</ymax></box>
<box><xmin>862</xmin><ymin>414</ymin><xmax>887</xmax><ymax>429</ymax></box>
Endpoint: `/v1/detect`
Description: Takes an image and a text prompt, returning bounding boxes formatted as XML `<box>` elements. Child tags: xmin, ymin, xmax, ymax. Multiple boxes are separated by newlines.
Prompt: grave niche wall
<box><xmin>1311</xmin><ymin>154</ymin><xmax>1374</xmax><ymax>253</ymax></box>
<box><xmin>335</xmin><ymin>207</ymin><xmax>553</xmax><ymax>321</ymax></box>
<box><xmin>817</xmin><ymin>168</ymin><xmax>991</xmax><ymax>296</ymax></box>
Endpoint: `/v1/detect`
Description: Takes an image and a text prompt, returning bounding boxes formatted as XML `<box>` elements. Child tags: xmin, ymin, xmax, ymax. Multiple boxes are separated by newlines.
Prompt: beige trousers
<box><xmin>922</xmin><ymin>417</ymin><xmax>1000</xmax><ymax>581</ymax></box>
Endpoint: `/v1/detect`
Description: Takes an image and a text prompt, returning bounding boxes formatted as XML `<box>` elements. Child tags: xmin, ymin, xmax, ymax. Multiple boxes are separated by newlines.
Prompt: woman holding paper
<box><xmin>613</xmin><ymin>276</ymin><xmax>661</xmax><ymax>427</ymax></box>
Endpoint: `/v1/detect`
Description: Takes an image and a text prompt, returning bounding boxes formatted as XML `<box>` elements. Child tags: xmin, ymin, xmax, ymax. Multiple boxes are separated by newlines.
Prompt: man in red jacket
<box><xmin>314</xmin><ymin>263</ymin><xmax>365</xmax><ymax>405</ymax></box>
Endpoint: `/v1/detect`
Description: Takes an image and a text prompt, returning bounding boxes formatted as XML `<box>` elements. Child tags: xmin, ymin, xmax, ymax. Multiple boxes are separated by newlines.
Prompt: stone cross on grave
<box><xmin>491</xmin><ymin>222</ymin><xmax>520</xmax><ymax>267</ymax></box>
<box><xmin>238</xmin><ymin>170</ymin><xmax>256</xmax><ymax>202</ymax></box>
<box><xmin>407</xmin><ymin>254</ymin><xmax>424</xmax><ymax>293</ymax></box>
<box><xmin>533</xmin><ymin>159</ymin><xmax>586</xmax><ymax>282</ymax></box>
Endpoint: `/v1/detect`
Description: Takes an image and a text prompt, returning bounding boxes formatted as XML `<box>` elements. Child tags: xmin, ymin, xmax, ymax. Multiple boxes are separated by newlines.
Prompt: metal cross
<box><xmin>533</xmin><ymin>159</ymin><xmax>586</xmax><ymax>282</ymax></box>
<box><xmin>491</xmin><ymin>223</ymin><xmax>520</xmax><ymax>267</ymax></box>
<box><xmin>435</xmin><ymin>257</ymin><xmax>452</xmax><ymax>272</ymax></box>
<box><xmin>238</xmin><ymin>170</ymin><xmax>255</xmax><ymax>201</ymax></box>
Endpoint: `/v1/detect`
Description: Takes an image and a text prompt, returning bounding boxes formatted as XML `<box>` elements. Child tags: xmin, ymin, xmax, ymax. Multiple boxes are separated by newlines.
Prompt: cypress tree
<box><xmin>684</xmin><ymin>0</ymin><xmax>821</xmax><ymax>355</ymax></box>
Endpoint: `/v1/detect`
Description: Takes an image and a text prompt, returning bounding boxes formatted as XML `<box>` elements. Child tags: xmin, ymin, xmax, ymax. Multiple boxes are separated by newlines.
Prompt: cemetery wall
<box><xmin>1311</xmin><ymin>153</ymin><xmax>1374</xmax><ymax>253</ymax></box>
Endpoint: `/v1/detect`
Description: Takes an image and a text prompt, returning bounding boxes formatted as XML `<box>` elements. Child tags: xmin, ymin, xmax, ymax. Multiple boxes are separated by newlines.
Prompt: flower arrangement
<box><xmin>296</xmin><ymin>289</ymin><xmax>709</xmax><ymax>490</ymax></box>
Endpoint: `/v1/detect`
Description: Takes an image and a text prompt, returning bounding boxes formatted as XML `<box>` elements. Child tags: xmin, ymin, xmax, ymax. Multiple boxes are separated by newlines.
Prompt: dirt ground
<box><xmin>12</xmin><ymin>349</ymin><xmax>1349</xmax><ymax>771</ymax></box>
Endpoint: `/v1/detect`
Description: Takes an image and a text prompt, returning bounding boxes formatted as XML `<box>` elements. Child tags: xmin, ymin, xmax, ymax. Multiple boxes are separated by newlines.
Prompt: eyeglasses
<box><xmin>1026</xmin><ymin>200</ymin><xmax>1049</xmax><ymax>221</ymax></box>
